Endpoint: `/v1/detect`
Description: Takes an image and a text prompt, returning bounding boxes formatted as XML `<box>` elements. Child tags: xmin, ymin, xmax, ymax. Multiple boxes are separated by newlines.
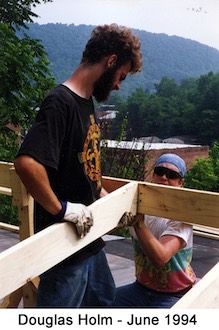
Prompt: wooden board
<box><xmin>172</xmin><ymin>260</ymin><xmax>219</xmax><ymax>308</ymax></box>
<box><xmin>193</xmin><ymin>225</ymin><xmax>219</xmax><ymax>240</ymax></box>
<box><xmin>0</xmin><ymin>162</ymin><xmax>13</xmax><ymax>188</ymax></box>
<box><xmin>102</xmin><ymin>176</ymin><xmax>130</xmax><ymax>193</ymax></box>
<box><xmin>138</xmin><ymin>182</ymin><xmax>219</xmax><ymax>228</ymax></box>
<box><xmin>0</xmin><ymin>222</ymin><xmax>19</xmax><ymax>233</ymax></box>
<box><xmin>1</xmin><ymin>173</ymin><xmax>219</xmax><ymax>306</ymax></box>
<box><xmin>0</xmin><ymin>287</ymin><xmax>22</xmax><ymax>308</ymax></box>
<box><xmin>0</xmin><ymin>181</ymin><xmax>138</xmax><ymax>299</ymax></box>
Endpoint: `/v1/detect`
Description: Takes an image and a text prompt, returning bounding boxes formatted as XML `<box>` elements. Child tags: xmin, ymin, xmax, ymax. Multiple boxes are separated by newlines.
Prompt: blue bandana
<box><xmin>155</xmin><ymin>153</ymin><xmax>186</xmax><ymax>177</ymax></box>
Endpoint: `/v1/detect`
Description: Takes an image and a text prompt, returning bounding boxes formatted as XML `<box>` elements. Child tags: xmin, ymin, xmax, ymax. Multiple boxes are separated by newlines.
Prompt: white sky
<box><xmin>34</xmin><ymin>0</ymin><xmax>219</xmax><ymax>50</ymax></box>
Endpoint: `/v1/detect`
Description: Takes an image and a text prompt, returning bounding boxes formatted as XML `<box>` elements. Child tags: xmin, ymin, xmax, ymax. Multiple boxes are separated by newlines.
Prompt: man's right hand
<box><xmin>62</xmin><ymin>202</ymin><xmax>93</xmax><ymax>238</ymax></box>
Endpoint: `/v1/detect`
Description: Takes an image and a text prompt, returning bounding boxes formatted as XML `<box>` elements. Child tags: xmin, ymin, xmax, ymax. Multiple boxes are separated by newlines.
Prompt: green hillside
<box><xmin>24</xmin><ymin>23</ymin><xmax>219</xmax><ymax>97</ymax></box>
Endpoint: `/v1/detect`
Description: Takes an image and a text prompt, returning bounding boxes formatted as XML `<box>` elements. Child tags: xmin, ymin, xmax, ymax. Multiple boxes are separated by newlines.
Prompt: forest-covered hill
<box><xmin>24</xmin><ymin>23</ymin><xmax>219</xmax><ymax>97</ymax></box>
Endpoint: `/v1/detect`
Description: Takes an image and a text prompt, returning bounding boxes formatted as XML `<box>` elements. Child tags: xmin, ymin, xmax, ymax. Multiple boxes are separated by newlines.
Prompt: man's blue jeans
<box><xmin>36</xmin><ymin>249</ymin><xmax>115</xmax><ymax>307</ymax></box>
<box><xmin>113</xmin><ymin>281</ymin><xmax>183</xmax><ymax>308</ymax></box>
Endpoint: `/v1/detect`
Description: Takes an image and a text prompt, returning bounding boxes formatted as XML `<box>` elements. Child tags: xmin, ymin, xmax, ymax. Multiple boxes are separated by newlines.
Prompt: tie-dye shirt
<box><xmin>130</xmin><ymin>215</ymin><xmax>196</xmax><ymax>293</ymax></box>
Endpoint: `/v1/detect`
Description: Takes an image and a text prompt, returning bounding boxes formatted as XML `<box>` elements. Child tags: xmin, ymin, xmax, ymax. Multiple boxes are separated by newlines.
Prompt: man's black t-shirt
<box><xmin>17</xmin><ymin>84</ymin><xmax>105</xmax><ymax>261</ymax></box>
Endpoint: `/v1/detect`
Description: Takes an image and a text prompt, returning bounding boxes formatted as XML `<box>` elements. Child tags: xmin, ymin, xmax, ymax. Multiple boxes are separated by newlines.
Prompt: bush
<box><xmin>0</xmin><ymin>195</ymin><xmax>18</xmax><ymax>226</ymax></box>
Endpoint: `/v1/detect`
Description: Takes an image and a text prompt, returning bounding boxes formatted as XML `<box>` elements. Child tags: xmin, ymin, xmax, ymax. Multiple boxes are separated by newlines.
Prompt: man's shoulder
<box><xmin>48</xmin><ymin>84</ymin><xmax>75</xmax><ymax>99</ymax></box>
<box><xmin>40</xmin><ymin>85</ymin><xmax>79</xmax><ymax>112</ymax></box>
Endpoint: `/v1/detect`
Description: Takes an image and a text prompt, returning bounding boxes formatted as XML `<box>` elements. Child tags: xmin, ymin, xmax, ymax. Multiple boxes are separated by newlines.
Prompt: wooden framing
<box><xmin>0</xmin><ymin>161</ymin><xmax>13</xmax><ymax>190</ymax></box>
<box><xmin>0</xmin><ymin>222</ymin><xmax>19</xmax><ymax>233</ymax></box>
<box><xmin>0</xmin><ymin>162</ymin><xmax>35</xmax><ymax>307</ymax></box>
<box><xmin>0</xmin><ymin>163</ymin><xmax>219</xmax><ymax>308</ymax></box>
<box><xmin>0</xmin><ymin>181</ymin><xmax>138</xmax><ymax>299</ymax></box>
<box><xmin>172</xmin><ymin>260</ymin><xmax>219</xmax><ymax>308</ymax></box>
<box><xmin>138</xmin><ymin>182</ymin><xmax>219</xmax><ymax>228</ymax></box>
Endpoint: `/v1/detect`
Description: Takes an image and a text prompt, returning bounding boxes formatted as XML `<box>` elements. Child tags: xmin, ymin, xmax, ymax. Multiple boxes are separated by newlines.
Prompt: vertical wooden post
<box><xmin>0</xmin><ymin>288</ymin><xmax>23</xmax><ymax>308</ymax></box>
<box><xmin>9</xmin><ymin>167</ymin><xmax>34</xmax><ymax>240</ymax></box>
<box><xmin>9</xmin><ymin>167</ymin><xmax>37</xmax><ymax>307</ymax></box>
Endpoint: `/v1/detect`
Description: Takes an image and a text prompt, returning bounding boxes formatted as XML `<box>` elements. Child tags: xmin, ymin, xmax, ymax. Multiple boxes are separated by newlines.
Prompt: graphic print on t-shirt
<box><xmin>79</xmin><ymin>114</ymin><xmax>101</xmax><ymax>189</ymax></box>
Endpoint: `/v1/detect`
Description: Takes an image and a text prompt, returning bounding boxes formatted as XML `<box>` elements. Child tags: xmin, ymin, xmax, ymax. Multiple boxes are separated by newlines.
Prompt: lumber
<box><xmin>1</xmin><ymin>169</ymin><xmax>219</xmax><ymax>307</ymax></box>
<box><xmin>102</xmin><ymin>176</ymin><xmax>130</xmax><ymax>193</ymax></box>
<box><xmin>0</xmin><ymin>162</ymin><xmax>13</xmax><ymax>188</ymax></box>
<box><xmin>138</xmin><ymin>182</ymin><xmax>219</xmax><ymax>228</ymax></box>
<box><xmin>172</xmin><ymin>260</ymin><xmax>219</xmax><ymax>308</ymax></box>
<box><xmin>0</xmin><ymin>287</ymin><xmax>22</xmax><ymax>308</ymax></box>
<box><xmin>193</xmin><ymin>225</ymin><xmax>219</xmax><ymax>240</ymax></box>
<box><xmin>0</xmin><ymin>187</ymin><xmax>12</xmax><ymax>196</ymax></box>
<box><xmin>9</xmin><ymin>167</ymin><xmax>34</xmax><ymax>240</ymax></box>
<box><xmin>0</xmin><ymin>181</ymin><xmax>138</xmax><ymax>299</ymax></box>
<box><xmin>0</xmin><ymin>222</ymin><xmax>19</xmax><ymax>233</ymax></box>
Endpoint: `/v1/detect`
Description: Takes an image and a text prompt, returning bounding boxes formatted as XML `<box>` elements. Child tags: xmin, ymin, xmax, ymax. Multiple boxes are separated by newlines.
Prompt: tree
<box><xmin>0</xmin><ymin>0</ymin><xmax>55</xmax><ymax>225</ymax></box>
<box><xmin>189</xmin><ymin>72</ymin><xmax>219</xmax><ymax>144</ymax></box>
<box><xmin>185</xmin><ymin>142</ymin><xmax>219</xmax><ymax>192</ymax></box>
<box><xmin>155</xmin><ymin>76</ymin><xmax>180</xmax><ymax>98</ymax></box>
<box><xmin>0</xmin><ymin>0</ymin><xmax>55</xmax><ymax>162</ymax></box>
<box><xmin>0</xmin><ymin>23</ymin><xmax>55</xmax><ymax>130</ymax></box>
<box><xmin>0</xmin><ymin>0</ymin><xmax>52</xmax><ymax>30</ymax></box>
<box><xmin>124</xmin><ymin>88</ymin><xmax>149</xmax><ymax>139</ymax></box>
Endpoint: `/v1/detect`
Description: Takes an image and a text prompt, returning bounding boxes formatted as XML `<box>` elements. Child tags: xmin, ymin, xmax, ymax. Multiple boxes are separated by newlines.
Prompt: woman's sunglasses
<box><xmin>154</xmin><ymin>166</ymin><xmax>182</xmax><ymax>180</ymax></box>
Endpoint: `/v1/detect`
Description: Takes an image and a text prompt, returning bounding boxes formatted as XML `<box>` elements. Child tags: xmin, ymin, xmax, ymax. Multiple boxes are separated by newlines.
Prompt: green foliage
<box><xmin>1</xmin><ymin>14</ymin><xmax>219</xmax><ymax>227</ymax></box>
<box><xmin>111</xmin><ymin>72</ymin><xmax>219</xmax><ymax>145</ymax></box>
<box><xmin>0</xmin><ymin>0</ymin><xmax>52</xmax><ymax>30</ymax></box>
<box><xmin>0</xmin><ymin>23</ymin><xmax>56</xmax><ymax>133</ymax></box>
<box><xmin>0</xmin><ymin>130</ymin><xmax>19</xmax><ymax>162</ymax></box>
<box><xmin>22</xmin><ymin>23</ymin><xmax>219</xmax><ymax>97</ymax></box>
<box><xmin>0</xmin><ymin>1</ymin><xmax>56</xmax><ymax>162</ymax></box>
<box><xmin>185</xmin><ymin>142</ymin><xmax>219</xmax><ymax>192</ymax></box>
<box><xmin>101</xmin><ymin>117</ymin><xmax>151</xmax><ymax>182</ymax></box>
<box><xmin>0</xmin><ymin>0</ymin><xmax>55</xmax><ymax>224</ymax></box>
<box><xmin>155</xmin><ymin>77</ymin><xmax>180</xmax><ymax>98</ymax></box>
<box><xmin>22</xmin><ymin>23</ymin><xmax>94</xmax><ymax>83</ymax></box>
<box><xmin>185</xmin><ymin>158</ymin><xmax>217</xmax><ymax>191</ymax></box>
<box><xmin>105</xmin><ymin>149</ymin><xmax>146</xmax><ymax>181</ymax></box>
<box><xmin>11</xmin><ymin>23</ymin><xmax>219</xmax><ymax>145</ymax></box>
<box><xmin>0</xmin><ymin>195</ymin><xmax>18</xmax><ymax>225</ymax></box>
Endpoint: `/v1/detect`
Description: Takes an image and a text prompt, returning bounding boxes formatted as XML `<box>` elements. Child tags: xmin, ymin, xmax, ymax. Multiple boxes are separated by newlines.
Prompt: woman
<box><xmin>113</xmin><ymin>153</ymin><xmax>196</xmax><ymax>308</ymax></box>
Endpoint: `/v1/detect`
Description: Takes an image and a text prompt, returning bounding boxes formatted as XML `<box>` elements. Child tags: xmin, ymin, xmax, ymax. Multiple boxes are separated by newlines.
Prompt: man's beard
<box><xmin>93</xmin><ymin>67</ymin><xmax>117</xmax><ymax>103</ymax></box>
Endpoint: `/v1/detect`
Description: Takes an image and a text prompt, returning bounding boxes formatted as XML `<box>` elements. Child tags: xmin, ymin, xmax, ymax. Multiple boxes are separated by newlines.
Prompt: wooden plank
<box><xmin>0</xmin><ymin>187</ymin><xmax>12</xmax><ymax>196</ymax></box>
<box><xmin>9</xmin><ymin>167</ymin><xmax>35</xmax><ymax>307</ymax></box>
<box><xmin>22</xmin><ymin>280</ymin><xmax>39</xmax><ymax>307</ymax></box>
<box><xmin>0</xmin><ymin>181</ymin><xmax>138</xmax><ymax>299</ymax></box>
<box><xmin>9</xmin><ymin>167</ymin><xmax>32</xmax><ymax>208</ymax></box>
<box><xmin>0</xmin><ymin>288</ymin><xmax>22</xmax><ymax>308</ymax></box>
<box><xmin>0</xmin><ymin>162</ymin><xmax>13</xmax><ymax>188</ymax></box>
<box><xmin>138</xmin><ymin>182</ymin><xmax>219</xmax><ymax>228</ymax></box>
<box><xmin>172</xmin><ymin>260</ymin><xmax>219</xmax><ymax>308</ymax></box>
<box><xmin>193</xmin><ymin>225</ymin><xmax>219</xmax><ymax>240</ymax></box>
<box><xmin>0</xmin><ymin>222</ymin><xmax>19</xmax><ymax>233</ymax></box>
<box><xmin>102</xmin><ymin>176</ymin><xmax>130</xmax><ymax>193</ymax></box>
<box><xmin>9</xmin><ymin>168</ymin><xmax>34</xmax><ymax>240</ymax></box>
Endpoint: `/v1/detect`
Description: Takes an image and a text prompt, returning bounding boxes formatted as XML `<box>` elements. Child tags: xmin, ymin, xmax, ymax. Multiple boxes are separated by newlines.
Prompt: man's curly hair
<box><xmin>81</xmin><ymin>23</ymin><xmax>142</xmax><ymax>74</ymax></box>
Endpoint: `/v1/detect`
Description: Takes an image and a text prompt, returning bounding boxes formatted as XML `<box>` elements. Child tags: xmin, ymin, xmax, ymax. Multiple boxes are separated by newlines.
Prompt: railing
<box><xmin>0</xmin><ymin>161</ymin><xmax>219</xmax><ymax>308</ymax></box>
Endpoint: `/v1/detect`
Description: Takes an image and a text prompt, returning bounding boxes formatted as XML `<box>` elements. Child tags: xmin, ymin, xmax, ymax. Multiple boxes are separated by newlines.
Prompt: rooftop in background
<box><xmin>101</xmin><ymin>140</ymin><xmax>202</xmax><ymax>151</ymax></box>
<box><xmin>101</xmin><ymin>139</ymin><xmax>209</xmax><ymax>181</ymax></box>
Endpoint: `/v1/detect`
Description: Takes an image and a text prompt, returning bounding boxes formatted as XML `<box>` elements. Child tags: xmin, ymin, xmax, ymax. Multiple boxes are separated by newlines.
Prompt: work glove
<box><xmin>56</xmin><ymin>201</ymin><xmax>93</xmax><ymax>238</ymax></box>
<box><xmin>117</xmin><ymin>212</ymin><xmax>144</xmax><ymax>229</ymax></box>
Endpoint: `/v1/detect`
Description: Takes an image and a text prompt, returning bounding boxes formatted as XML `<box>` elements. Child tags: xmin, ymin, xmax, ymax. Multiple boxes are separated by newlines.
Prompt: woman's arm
<box><xmin>134</xmin><ymin>221</ymin><xmax>185</xmax><ymax>267</ymax></box>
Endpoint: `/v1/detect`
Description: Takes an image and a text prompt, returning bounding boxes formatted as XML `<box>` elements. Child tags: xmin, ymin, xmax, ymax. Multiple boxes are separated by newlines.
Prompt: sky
<box><xmin>33</xmin><ymin>0</ymin><xmax>219</xmax><ymax>51</ymax></box>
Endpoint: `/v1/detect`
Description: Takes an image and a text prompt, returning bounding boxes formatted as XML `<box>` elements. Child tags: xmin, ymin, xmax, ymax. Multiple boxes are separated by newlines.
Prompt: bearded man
<box><xmin>14</xmin><ymin>24</ymin><xmax>142</xmax><ymax>307</ymax></box>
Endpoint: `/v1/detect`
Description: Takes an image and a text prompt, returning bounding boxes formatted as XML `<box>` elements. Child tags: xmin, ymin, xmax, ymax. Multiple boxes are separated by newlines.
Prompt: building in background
<box><xmin>101</xmin><ymin>139</ymin><xmax>209</xmax><ymax>181</ymax></box>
